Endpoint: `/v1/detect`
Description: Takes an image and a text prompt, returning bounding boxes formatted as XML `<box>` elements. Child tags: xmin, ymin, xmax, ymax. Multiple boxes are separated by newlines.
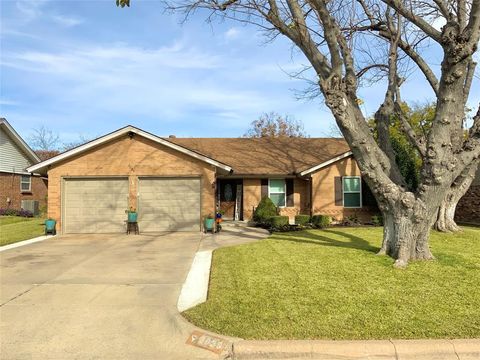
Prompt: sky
<box><xmin>1</xmin><ymin>0</ymin><xmax>479</xmax><ymax>145</ymax></box>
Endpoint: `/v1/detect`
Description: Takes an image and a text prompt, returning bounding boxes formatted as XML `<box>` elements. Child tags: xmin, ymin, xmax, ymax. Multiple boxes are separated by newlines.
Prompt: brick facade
<box><xmin>47</xmin><ymin>134</ymin><xmax>216</xmax><ymax>232</ymax></box>
<box><xmin>0</xmin><ymin>172</ymin><xmax>47</xmax><ymax>211</ymax></box>
<box><xmin>241</xmin><ymin>178</ymin><xmax>310</xmax><ymax>221</ymax></box>
<box><xmin>242</xmin><ymin>179</ymin><xmax>261</xmax><ymax>220</ymax></box>
<box><xmin>455</xmin><ymin>185</ymin><xmax>480</xmax><ymax>224</ymax></box>
<box><xmin>310</xmin><ymin>157</ymin><xmax>378</xmax><ymax>222</ymax></box>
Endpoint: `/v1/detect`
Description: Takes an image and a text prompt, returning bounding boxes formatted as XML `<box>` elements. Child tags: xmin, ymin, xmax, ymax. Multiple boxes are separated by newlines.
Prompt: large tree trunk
<box><xmin>434</xmin><ymin>159</ymin><xmax>479</xmax><ymax>232</ymax></box>
<box><xmin>377</xmin><ymin>194</ymin><xmax>435</xmax><ymax>268</ymax></box>
<box><xmin>435</xmin><ymin>195</ymin><xmax>462</xmax><ymax>232</ymax></box>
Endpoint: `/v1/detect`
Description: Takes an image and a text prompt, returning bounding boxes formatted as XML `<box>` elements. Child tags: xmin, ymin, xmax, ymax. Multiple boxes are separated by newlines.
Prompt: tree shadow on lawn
<box><xmin>276</xmin><ymin>229</ymin><xmax>380</xmax><ymax>254</ymax></box>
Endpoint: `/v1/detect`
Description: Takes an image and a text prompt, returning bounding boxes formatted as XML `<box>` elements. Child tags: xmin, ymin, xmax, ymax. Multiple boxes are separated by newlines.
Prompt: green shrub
<box><xmin>253</xmin><ymin>196</ymin><xmax>278</xmax><ymax>224</ymax></box>
<box><xmin>295</xmin><ymin>214</ymin><xmax>310</xmax><ymax>226</ymax></box>
<box><xmin>311</xmin><ymin>214</ymin><xmax>331</xmax><ymax>229</ymax></box>
<box><xmin>371</xmin><ymin>214</ymin><xmax>384</xmax><ymax>226</ymax></box>
<box><xmin>342</xmin><ymin>214</ymin><xmax>360</xmax><ymax>226</ymax></box>
<box><xmin>267</xmin><ymin>216</ymin><xmax>289</xmax><ymax>231</ymax></box>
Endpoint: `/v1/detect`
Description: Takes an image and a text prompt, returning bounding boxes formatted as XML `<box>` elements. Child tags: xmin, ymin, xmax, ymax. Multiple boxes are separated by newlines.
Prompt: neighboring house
<box><xmin>455</xmin><ymin>164</ymin><xmax>480</xmax><ymax>224</ymax></box>
<box><xmin>26</xmin><ymin>125</ymin><xmax>378</xmax><ymax>234</ymax></box>
<box><xmin>0</xmin><ymin>118</ymin><xmax>47</xmax><ymax>212</ymax></box>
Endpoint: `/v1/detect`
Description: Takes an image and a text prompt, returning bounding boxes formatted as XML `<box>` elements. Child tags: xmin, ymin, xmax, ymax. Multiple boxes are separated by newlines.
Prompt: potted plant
<box><xmin>216</xmin><ymin>209</ymin><xmax>225</xmax><ymax>219</ymax></box>
<box><xmin>126</xmin><ymin>207</ymin><xmax>138</xmax><ymax>223</ymax></box>
<box><xmin>45</xmin><ymin>218</ymin><xmax>56</xmax><ymax>235</ymax></box>
<box><xmin>215</xmin><ymin>210</ymin><xmax>224</xmax><ymax>233</ymax></box>
<box><xmin>204</xmin><ymin>214</ymin><xmax>215</xmax><ymax>233</ymax></box>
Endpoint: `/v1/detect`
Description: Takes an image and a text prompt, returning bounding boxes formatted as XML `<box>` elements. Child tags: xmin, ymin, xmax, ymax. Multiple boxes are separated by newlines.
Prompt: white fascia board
<box><xmin>4</xmin><ymin>170</ymin><xmax>42</xmax><ymax>176</ymax></box>
<box><xmin>0</xmin><ymin>119</ymin><xmax>41</xmax><ymax>163</ymax></box>
<box><xmin>299</xmin><ymin>151</ymin><xmax>353</xmax><ymax>176</ymax></box>
<box><xmin>26</xmin><ymin>126</ymin><xmax>232</xmax><ymax>173</ymax></box>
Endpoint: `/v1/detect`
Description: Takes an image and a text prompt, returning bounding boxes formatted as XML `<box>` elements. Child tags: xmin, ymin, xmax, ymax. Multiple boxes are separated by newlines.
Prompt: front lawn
<box><xmin>0</xmin><ymin>216</ymin><xmax>46</xmax><ymax>246</ymax></box>
<box><xmin>184</xmin><ymin>226</ymin><xmax>480</xmax><ymax>340</ymax></box>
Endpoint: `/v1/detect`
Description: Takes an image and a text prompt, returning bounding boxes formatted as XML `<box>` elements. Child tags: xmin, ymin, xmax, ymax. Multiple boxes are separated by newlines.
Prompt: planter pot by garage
<box><xmin>128</xmin><ymin>211</ymin><xmax>138</xmax><ymax>223</ymax></box>
<box><xmin>204</xmin><ymin>218</ymin><xmax>215</xmax><ymax>232</ymax></box>
<box><xmin>45</xmin><ymin>219</ymin><xmax>56</xmax><ymax>235</ymax></box>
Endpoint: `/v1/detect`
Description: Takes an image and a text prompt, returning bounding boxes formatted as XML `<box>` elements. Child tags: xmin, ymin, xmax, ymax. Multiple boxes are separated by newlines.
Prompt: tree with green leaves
<box><xmin>376</xmin><ymin>102</ymin><xmax>479</xmax><ymax>232</ymax></box>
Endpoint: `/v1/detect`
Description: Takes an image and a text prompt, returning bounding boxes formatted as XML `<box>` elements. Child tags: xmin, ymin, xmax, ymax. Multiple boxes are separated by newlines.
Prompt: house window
<box><xmin>343</xmin><ymin>176</ymin><xmax>362</xmax><ymax>208</ymax></box>
<box><xmin>269</xmin><ymin>179</ymin><xmax>286</xmax><ymax>207</ymax></box>
<box><xmin>21</xmin><ymin>175</ymin><xmax>31</xmax><ymax>192</ymax></box>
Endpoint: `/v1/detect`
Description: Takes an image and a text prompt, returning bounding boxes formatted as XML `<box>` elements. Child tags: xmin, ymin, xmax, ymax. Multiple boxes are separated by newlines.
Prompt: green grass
<box><xmin>184</xmin><ymin>226</ymin><xmax>480</xmax><ymax>340</ymax></box>
<box><xmin>0</xmin><ymin>216</ymin><xmax>46</xmax><ymax>246</ymax></box>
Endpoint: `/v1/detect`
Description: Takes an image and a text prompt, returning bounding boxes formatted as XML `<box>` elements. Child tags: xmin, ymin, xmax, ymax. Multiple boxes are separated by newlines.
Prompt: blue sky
<box><xmin>1</xmin><ymin>0</ymin><xmax>479</xmax><ymax>144</ymax></box>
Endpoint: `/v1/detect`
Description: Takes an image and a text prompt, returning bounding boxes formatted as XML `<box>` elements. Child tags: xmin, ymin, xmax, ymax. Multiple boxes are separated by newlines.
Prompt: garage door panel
<box><xmin>140</xmin><ymin>201</ymin><xmax>198</xmax><ymax>211</ymax></box>
<box><xmin>64</xmin><ymin>178</ymin><xmax>128</xmax><ymax>234</ymax></box>
<box><xmin>139</xmin><ymin>178</ymin><xmax>200</xmax><ymax>232</ymax></box>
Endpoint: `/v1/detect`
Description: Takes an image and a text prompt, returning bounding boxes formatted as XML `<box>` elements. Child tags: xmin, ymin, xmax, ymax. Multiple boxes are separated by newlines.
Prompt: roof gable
<box><xmin>26</xmin><ymin>126</ymin><xmax>233</xmax><ymax>174</ymax></box>
<box><xmin>0</xmin><ymin>119</ymin><xmax>40</xmax><ymax>173</ymax></box>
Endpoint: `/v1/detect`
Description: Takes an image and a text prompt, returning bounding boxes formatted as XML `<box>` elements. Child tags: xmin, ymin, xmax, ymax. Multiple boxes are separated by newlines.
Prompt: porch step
<box><xmin>221</xmin><ymin>221</ymin><xmax>254</xmax><ymax>228</ymax></box>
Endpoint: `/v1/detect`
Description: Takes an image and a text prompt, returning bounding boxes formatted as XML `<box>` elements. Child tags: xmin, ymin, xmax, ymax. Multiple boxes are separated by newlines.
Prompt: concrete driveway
<box><xmin>0</xmin><ymin>233</ymin><xmax>220</xmax><ymax>360</ymax></box>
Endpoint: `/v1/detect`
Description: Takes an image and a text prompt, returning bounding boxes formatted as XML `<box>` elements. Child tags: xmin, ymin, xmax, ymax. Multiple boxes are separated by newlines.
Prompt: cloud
<box><xmin>1</xmin><ymin>39</ymin><xmax>284</xmax><ymax>126</ymax></box>
<box><xmin>0</xmin><ymin>99</ymin><xmax>21</xmax><ymax>106</ymax></box>
<box><xmin>2</xmin><ymin>42</ymin><xmax>222</xmax><ymax>74</ymax></box>
<box><xmin>15</xmin><ymin>0</ymin><xmax>47</xmax><ymax>21</ymax></box>
<box><xmin>225</xmin><ymin>27</ymin><xmax>241</xmax><ymax>40</ymax></box>
<box><xmin>13</xmin><ymin>1</ymin><xmax>83</xmax><ymax>28</ymax></box>
<box><xmin>51</xmin><ymin>14</ymin><xmax>84</xmax><ymax>27</ymax></box>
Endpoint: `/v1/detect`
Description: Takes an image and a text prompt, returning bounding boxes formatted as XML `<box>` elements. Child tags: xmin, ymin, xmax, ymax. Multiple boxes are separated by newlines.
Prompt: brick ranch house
<box><xmin>27</xmin><ymin>125</ymin><xmax>379</xmax><ymax>234</ymax></box>
<box><xmin>0</xmin><ymin>118</ymin><xmax>47</xmax><ymax>212</ymax></box>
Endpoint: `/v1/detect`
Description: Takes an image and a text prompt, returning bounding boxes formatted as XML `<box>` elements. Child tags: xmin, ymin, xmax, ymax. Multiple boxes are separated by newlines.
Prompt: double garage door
<box><xmin>63</xmin><ymin>177</ymin><xmax>200</xmax><ymax>234</ymax></box>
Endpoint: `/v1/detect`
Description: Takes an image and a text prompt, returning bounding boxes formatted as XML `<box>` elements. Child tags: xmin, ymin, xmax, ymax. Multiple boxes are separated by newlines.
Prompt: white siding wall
<box><xmin>0</xmin><ymin>127</ymin><xmax>33</xmax><ymax>173</ymax></box>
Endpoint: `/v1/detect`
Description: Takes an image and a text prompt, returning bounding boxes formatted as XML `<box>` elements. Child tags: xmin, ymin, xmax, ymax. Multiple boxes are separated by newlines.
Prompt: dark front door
<box><xmin>218</xmin><ymin>180</ymin><xmax>242</xmax><ymax>220</ymax></box>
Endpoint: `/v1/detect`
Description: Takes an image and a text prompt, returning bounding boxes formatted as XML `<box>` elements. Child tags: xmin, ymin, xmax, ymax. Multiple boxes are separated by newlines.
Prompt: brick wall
<box><xmin>455</xmin><ymin>185</ymin><xmax>480</xmax><ymax>224</ymax></box>
<box><xmin>47</xmin><ymin>134</ymin><xmax>216</xmax><ymax>232</ymax></box>
<box><xmin>311</xmin><ymin>157</ymin><xmax>378</xmax><ymax>222</ymax></box>
<box><xmin>242</xmin><ymin>178</ymin><xmax>310</xmax><ymax>221</ymax></box>
<box><xmin>0</xmin><ymin>172</ymin><xmax>47</xmax><ymax>211</ymax></box>
<box><xmin>242</xmin><ymin>179</ymin><xmax>261</xmax><ymax>220</ymax></box>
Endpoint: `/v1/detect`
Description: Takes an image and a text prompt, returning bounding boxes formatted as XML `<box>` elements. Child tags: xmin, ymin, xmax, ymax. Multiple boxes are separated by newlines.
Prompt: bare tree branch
<box><xmin>433</xmin><ymin>0</ymin><xmax>450</xmax><ymax>18</ymax></box>
<box><xmin>378</xmin><ymin>31</ymin><xmax>440</xmax><ymax>95</ymax></box>
<box><xmin>463</xmin><ymin>58</ymin><xmax>477</xmax><ymax>101</ymax></box>
<box><xmin>395</xmin><ymin>102</ymin><xmax>427</xmax><ymax>156</ymax></box>
<box><xmin>380</xmin><ymin>0</ymin><xmax>443</xmax><ymax>42</ymax></box>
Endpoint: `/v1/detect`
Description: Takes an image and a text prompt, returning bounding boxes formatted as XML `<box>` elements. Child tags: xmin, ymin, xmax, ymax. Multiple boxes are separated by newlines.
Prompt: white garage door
<box><xmin>63</xmin><ymin>178</ymin><xmax>128</xmax><ymax>234</ymax></box>
<box><xmin>139</xmin><ymin>178</ymin><xmax>201</xmax><ymax>232</ymax></box>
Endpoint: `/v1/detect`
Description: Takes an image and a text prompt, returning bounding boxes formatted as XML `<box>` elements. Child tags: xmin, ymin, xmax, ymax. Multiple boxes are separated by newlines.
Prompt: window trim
<box><xmin>268</xmin><ymin>178</ymin><xmax>286</xmax><ymax>208</ymax></box>
<box><xmin>342</xmin><ymin>176</ymin><xmax>362</xmax><ymax>208</ymax></box>
<box><xmin>20</xmin><ymin>175</ymin><xmax>32</xmax><ymax>193</ymax></box>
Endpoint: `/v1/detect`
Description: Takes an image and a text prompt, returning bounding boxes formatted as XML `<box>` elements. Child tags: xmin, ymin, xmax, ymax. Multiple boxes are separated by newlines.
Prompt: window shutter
<box><xmin>286</xmin><ymin>179</ymin><xmax>294</xmax><ymax>207</ymax></box>
<box><xmin>361</xmin><ymin>179</ymin><xmax>377</xmax><ymax>207</ymax></box>
<box><xmin>261</xmin><ymin>179</ymin><xmax>268</xmax><ymax>198</ymax></box>
<box><xmin>334</xmin><ymin>177</ymin><xmax>343</xmax><ymax>206</ymax></box>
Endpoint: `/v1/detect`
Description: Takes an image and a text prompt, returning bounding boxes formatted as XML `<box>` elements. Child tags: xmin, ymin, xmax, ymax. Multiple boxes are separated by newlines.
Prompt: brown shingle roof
<box><xmin>167</xmin><ymin>137</ymin><xmax>351</xmax><ymax>175</ymax></box>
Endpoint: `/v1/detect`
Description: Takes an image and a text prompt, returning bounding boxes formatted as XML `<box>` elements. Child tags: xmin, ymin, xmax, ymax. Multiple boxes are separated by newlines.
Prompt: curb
<box><xmin>0</xmin><ymin>235</ymin><xmax>55</xmax><ymax>252</ymax></box>
<box><xmin>177</xmin><ymin>250</ymin><xmax>213</xmax><ymax>312</ymax></box>
<box><xmin>232</xmin><ymin>339</ymin><xmax>480</xmax><ymax>359</ymax></box>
